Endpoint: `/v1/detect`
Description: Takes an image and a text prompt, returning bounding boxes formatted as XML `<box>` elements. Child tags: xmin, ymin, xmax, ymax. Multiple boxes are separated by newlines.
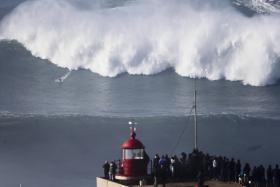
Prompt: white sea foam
<box><xmin>0</xmin><ymin>0</ymin><xmax>280</xmax><ymax>86</ymax></box>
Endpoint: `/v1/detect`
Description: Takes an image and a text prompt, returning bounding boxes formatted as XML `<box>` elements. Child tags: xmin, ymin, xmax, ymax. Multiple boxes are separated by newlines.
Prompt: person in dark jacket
<box><xmin>229</xmin><ymin>158</ymin><xmax>235</xmax><ymax>182</ymax></box>
<box><xmin>153</xmin><ymin>154</ymin><xmax>160</xmax><ymax>172</ymax></box>
<box><xmin>153</xmin><ymin>154</ymin><xmax>160</xmax><ymax>186</ymax></box>
<box><xmin>103</xmin><ymin>161</ymin><xmax>110</xmax><ymax>179</ymax></box>
<box><xmin>235</xmin><ymin>160</ymin><xmax>241</xmax><ymax>182</ymax></box>
<box><xmin>273</xmin><ymin>164</ymin><xmax>280</xmax><ymax>187</ymax></box>
<box><xmin>159</xmin><ymin>164</ymin><xmax>167</xmax><ymax>187</ymax></box>
<box><xmin>267</xmin><ymin>165</ymin><xmax>273</xmax><ymax>187</ymax></box>
<box><xmin>251</xmin><ymin>166</ymin><xmax>257</xmax><ymax>186</ymax></box>
<box><xmin>259</xmin><ymin>165</ymin><xmax>265</xmax><ymax>186</ymax></box>
<box><xmin>243</xmin><ymin>163</ymin><xmax>251</xmax><ymax>177</ymax></box>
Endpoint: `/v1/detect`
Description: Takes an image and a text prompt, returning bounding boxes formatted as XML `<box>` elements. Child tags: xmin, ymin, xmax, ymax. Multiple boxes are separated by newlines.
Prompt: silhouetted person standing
<box><xmin>251</xmin><ymin>166</ymin><xmax>257</xmax><ymax>186</ymax></box>
<box><xmin>243</xmin><ymin>163</ymin><xmax>251</xmax><ymax>177</ymax></box>
<box><xmin>153</xmin><ymin>154</ymin><xmax>160</xmax><ymax>186</ymax></box>
<box><xmin>267</xmin><ymin>165</ymin><xmax>273</xmax><ymax>187</ymax></box>
<box><xmin>273</xmin><ymin>165</ymin><xmax>280</xmax><ymax>187</ymax></box>
<box><xmin>229</xmin><ymin>158</ymin><xmax>235</xmax><ymax>181</ymax></box>
<box><xmin>235</xmin><ymin>160</ymin><xmax>241</xmax><ymax>182</ymax></box>
<box><xmin>109</xmin><ymin>161</ymin><xmax>116</xmax><ymax>181</ymax></box>
<box><xmin>103</xmin><ymin>161</ymin><xmax>110</xmax><ymax>179</ymax></box>
<box><xmin>259</xmin><ymin>165</ymin><xmax>265</xmax><ymax>186</ymax></box>
<box><xmin>170</xmin><ymin>156</ymin><xmax>176</xmax><ymax>179</ymax></box>
<box><xmin>212</xmin><ymin>158</ymin><xmax>218</xmax><ymax>180</ymax></box>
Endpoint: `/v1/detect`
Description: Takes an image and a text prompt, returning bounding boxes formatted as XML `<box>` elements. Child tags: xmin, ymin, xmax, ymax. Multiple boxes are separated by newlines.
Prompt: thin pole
<box><xmin>194</xmin><ymin>79</ymin><xmax>198</xmax><ymax>150</ymax></box>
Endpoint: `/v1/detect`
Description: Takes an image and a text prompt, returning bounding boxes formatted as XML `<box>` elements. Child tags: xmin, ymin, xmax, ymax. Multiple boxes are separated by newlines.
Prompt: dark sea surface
<box><xmin>0</xmin><ymin>0</ymin><xmax>280</xmax><ymax>187</ymax></box>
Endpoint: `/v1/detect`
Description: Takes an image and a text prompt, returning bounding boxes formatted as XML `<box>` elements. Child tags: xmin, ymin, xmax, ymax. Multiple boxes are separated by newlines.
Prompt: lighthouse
<box><xmin>115</xmin><ymin>126</ymin><xmax>149</xmax><ymax>181</ymax></box>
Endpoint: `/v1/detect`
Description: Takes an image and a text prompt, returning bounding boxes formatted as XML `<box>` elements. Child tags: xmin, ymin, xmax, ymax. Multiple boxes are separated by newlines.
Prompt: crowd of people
<box><xmin>151</xmin><ymin>150</ymin><xmax>280</xmax><ymax>187</ymax></box>
<box><xmin>103</xmin><ymin>149</ymin><xmax>280</xmax><ymax>187</ymax></box>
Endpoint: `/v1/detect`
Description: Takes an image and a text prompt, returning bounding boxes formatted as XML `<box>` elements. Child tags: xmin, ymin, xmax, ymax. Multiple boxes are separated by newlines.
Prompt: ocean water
<box><xmin>0</xmin><ymin>0</ymin><xmax>280</xmax><ymax>187</ymax></box>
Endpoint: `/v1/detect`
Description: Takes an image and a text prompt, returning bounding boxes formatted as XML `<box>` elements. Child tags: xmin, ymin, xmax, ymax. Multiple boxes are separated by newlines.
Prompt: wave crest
<box><xmin>0</xmin><ymin>0</ymin><xmax>280</xmax><ymax>86</ymax></box>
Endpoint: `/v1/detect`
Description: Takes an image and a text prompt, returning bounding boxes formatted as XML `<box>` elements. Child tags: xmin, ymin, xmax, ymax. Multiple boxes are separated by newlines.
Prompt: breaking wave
<box><xmin>0</xmin><ymin>0</ymin><xmax>280</xmax><ymax>86</ymax></box>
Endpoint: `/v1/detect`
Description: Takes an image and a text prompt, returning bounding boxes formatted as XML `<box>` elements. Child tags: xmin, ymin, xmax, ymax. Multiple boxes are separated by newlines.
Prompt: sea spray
<box><xmin>0</xmin><ymin>0</ymin><xmax>280</xmax><ymax>86</ymax></box>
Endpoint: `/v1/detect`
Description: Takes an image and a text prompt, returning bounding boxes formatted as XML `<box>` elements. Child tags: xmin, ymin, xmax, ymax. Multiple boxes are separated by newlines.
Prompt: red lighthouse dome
<box><xmin>121</xmin><ymin>129</ymin><xmax>144</xmax><ymax>149</ymax></box>
<box><xmin>116</xmin><ymin>127</ymin><xmax>149</xmax><ymax>180</ymax></box>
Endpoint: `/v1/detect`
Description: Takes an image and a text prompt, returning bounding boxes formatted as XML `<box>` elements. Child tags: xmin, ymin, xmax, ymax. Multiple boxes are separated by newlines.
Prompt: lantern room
<box><xmin>116</xmin><ymin>126</ymin><xmax>149</xmax><ymax>180</ymax></box>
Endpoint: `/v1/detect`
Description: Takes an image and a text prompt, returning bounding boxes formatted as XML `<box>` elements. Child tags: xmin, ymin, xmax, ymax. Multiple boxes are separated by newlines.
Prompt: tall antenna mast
<box><xmin>194</xmin><ymin>78</ymin><xmax>198</xmax><ymax>150</ymax></box>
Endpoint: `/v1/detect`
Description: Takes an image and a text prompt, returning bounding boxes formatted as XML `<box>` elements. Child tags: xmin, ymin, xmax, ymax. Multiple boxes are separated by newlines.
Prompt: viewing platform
<box><xmin>96</xmin><ymin>177</ymin><xmax>242</xmax><ymax>187</ymax></box>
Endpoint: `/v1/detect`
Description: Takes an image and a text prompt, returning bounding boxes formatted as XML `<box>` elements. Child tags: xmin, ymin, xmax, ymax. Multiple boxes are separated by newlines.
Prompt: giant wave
<box><xmin>0</xmin><ymin>0</ymin><xmax>280</xmax><ymax>86</ymax></box>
